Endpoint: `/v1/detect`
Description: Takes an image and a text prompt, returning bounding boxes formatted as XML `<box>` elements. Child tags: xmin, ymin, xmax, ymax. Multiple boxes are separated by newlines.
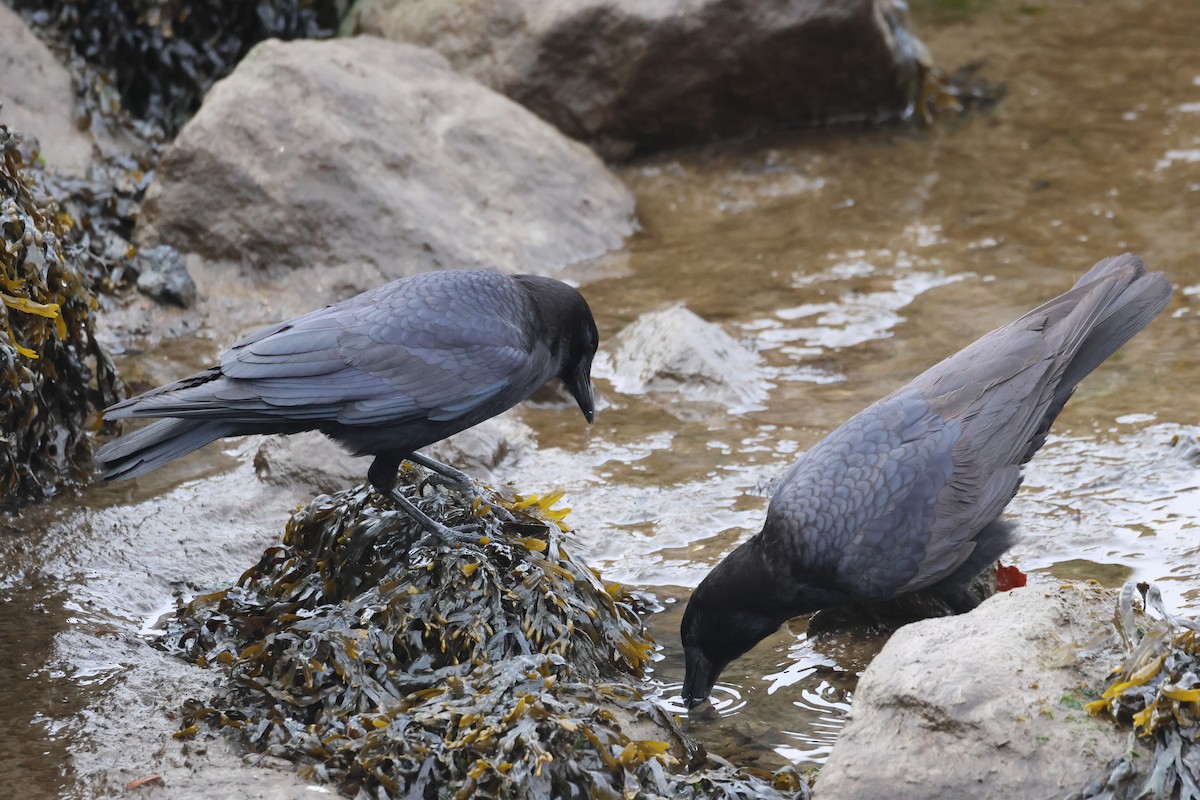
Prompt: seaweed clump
<box><xmin>11</xmin><ymin>0</ymin><xmax>348</xmax><ymax>139</ymax></box>
<box><xmin>160</xmin><ymin>473</ymin><xmax>808</xmax><ymax>799</ymax></box>
<box><xmin>0</xmin><ymin>126</ymin><xmax>123</xmax><ymax>507</ymax></box>
<box><xmin>1080</xmin><ymin>581</ymin><xmax>1200</xmax><ymax>799</ymax></box>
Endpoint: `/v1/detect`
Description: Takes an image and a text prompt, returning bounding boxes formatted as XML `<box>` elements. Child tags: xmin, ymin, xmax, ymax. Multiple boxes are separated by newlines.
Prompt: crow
<box><xmin>681</xmin><ymin>254</ymin><xmax>1171</xmax><ymax>707</ymax></box>
<box><xmin>95</xmin><ymin>269</ymin><xmax>598</xmax><ymax>544</ymax></box>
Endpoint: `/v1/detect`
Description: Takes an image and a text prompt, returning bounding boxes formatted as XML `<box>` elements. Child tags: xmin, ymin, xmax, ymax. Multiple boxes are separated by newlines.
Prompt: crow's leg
<box><xmin>407</xmin><ymin>451</ymin><xmax>515</xmax><ymax>522</ymax></box>
<box><xmin>406</xmin><ymin>451</ymin><xmax>475</xmax><ymax>492</ymax></box>
<box><xmin>368</xmin><ymin>456</ymin><xmax>480</xmax><ymax>546</ymax></box>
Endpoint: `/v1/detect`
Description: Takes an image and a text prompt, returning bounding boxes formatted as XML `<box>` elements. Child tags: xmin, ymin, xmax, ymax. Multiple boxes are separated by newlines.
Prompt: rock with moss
<box><xmin>0</xmin><ymin>126</ymin><xmax>122</xmax><ymax>507</ymax></box>
<box><xmin>160</xmin><ymin>471</ymin><xmax>808</xmax><ymax>799</ymax></box>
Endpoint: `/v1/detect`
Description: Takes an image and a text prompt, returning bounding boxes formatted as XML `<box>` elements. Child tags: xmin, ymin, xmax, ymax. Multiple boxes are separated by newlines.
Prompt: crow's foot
<box><xmin>407</xmin><ymin>452</ymin><xmax>515</xmax><ymax>522</ymax></box>
<box><xmin>386</xmin><ymin>488</ymin><xmax>482</xmax><ymax>547</ymax></box>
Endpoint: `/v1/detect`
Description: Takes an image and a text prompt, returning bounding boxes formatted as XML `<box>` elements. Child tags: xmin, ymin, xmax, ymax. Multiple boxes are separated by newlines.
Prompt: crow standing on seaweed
<box><xmin>95</xmin><ymin>269</ymin><xmax>599</xmax><ymax>545</ymax></box>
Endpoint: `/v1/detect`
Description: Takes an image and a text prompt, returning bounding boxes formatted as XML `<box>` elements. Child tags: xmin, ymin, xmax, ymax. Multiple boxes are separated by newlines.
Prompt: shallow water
<box><xmin>3</xmin><ymin>0</ymin><xmax>1200</xmax><ymax>793</ymax></box>
<box><xmin>545</xmin><ymin>0</ymin><xmax>1200</xmax><ymax>769</ymax></box>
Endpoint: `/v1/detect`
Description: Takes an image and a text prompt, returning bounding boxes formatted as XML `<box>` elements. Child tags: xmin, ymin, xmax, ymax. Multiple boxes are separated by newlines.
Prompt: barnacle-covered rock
<box><xmin>161</xmin><ymin>472</ymin><xmax>808</xmax><ymax>799</ymax></box>
<box><xmin>0</xmin><ymin>126</ymin><xmax>122</xmax><ymax>507</ymax></box>
<box><xmin>817</xmin><ymin>583</ymin><xmax>1128</xmax><ymax>800</ymax></box>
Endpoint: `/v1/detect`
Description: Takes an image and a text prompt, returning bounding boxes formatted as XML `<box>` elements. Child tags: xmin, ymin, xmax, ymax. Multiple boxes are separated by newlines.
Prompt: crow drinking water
<box><xmin>95</xmin><ymin>269</ymin><xmax>598</xmax><ymax>544</ymax></box>
<box><xmin>681</xmin><ymin>254</ymin><xmax>1171</xmax><ymax>708</ymax></box>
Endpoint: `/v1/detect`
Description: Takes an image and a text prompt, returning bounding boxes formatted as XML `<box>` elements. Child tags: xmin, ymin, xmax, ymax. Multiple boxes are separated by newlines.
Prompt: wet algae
<box><xmin>0</xmin><ymin>126</ymin><xmax>122</xmax><ymax>506</ymax></box>
<box><xmin>161</xmin><ymin>472</ymin><xmax>808</xmax><ymax>799</ymax></box>
<box><xmin>1083</xmin><ymin>581</ymin><xmax>1200</xmax><ymax>799</ymax></box>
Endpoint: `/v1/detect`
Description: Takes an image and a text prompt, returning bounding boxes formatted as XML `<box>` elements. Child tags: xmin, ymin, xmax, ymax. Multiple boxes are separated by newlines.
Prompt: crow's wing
<box><xmin>890</xmin><ymin>259</ymin><xmax>1168</xmax><ymax>593</ymax></box>
<box><xmin>761</xmin><ymin>391</ymin><xmax>969</xmax><ymax>599</ymax></box>
<box><xmin>761</xmin><ymin>261</ymin><xmax>1163</xmax><ymax>599</ymax></box>
<box><xmin>107</xmin><ymin>272</ymin><xmax>539</xmax><ymax>426</ymax></box>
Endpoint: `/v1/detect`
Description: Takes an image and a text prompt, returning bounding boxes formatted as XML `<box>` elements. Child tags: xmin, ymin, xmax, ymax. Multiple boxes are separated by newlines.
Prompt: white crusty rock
<box><xmin>605</xmin><ymin>304</ymin><xmax>770</xmax><ymax>409</ymax></box>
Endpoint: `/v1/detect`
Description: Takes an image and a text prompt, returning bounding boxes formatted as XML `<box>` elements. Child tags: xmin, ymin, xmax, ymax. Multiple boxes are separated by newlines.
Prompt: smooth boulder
<box><xmin>136</xmin><ymin>37</ymin><xmax>635</xmax><ymax>311</ymax></box>
<box><xmin>0</xmin><ymin>4</ymin><xmax>93</xmax><ymax>171</ymax></box>
<box><xmin>252</xmin><ymin>414</ymin><xmax>537</xmax><ymax>495</ymax></box>
<box><xmin>816</xmin><ymin>583</ymin><xmax>1129</xmax><ymax>800</ymax></box>
<box><xmin>344</xmin><ymin>0</ymin><xmax>927</xmax><ymax>156</ymax></box>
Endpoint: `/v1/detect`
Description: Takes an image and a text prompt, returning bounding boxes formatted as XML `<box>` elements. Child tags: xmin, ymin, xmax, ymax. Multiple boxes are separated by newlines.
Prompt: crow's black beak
<box><xmin>682</xmin><ymin>646</ymin><xmax>717</xmax><ymax>710</ymax></box>
<box><xmin>567</xmin><ymin>364</ymin><xmax>595</xmax><ymax>424</ymax></box>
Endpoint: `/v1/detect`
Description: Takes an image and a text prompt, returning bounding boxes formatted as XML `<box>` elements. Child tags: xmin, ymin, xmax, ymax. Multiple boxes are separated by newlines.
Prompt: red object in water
<box><xmin>995</xmin><ymin>562</ymin><xmax>1027</xmax><ymax>592</ymax></box>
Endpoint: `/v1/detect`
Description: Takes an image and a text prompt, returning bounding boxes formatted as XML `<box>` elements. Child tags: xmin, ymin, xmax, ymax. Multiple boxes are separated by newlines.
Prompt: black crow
<box><xmin>681</xmin><ymin>254</ymin><xmax>1171</xmax><ymax>707</ymax></box>
<box><xmin>95</xmin><ymin>269</ymin><xmax>598</xmax><ymax>544</ymax></box>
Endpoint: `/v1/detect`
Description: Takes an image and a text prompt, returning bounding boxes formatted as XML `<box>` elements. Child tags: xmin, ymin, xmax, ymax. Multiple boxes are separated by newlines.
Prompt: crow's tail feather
<box><xmin>1019</xmin><ymin>254</ymin><xmax>1171</xmax><ymax>463</ymax></box>
<box><xmin>95</xmin><ymin>418</ymin><xmax>240</xmax><ymax>481</ymax></box>
<box><xmin>1061</xmin><ymin>253</ymin><xmax>1173</xmax><ymax>392</ymax></box>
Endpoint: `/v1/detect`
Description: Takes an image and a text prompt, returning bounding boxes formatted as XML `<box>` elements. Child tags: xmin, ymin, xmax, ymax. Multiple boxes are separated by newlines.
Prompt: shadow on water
<box><xmin>2</xmin><ymin>0</ymin><xmax>1200</xmax><ymax>791</ymax></box>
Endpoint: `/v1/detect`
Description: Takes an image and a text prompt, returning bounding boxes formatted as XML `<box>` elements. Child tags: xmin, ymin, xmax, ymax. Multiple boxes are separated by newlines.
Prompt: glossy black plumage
<box><xmin>681</xmin><ymin>254</ymin><xmax>1172</xmax><ymax>707</ymax></box>
<box><xmin>96</xmin><ymin>270</ymin><xmax>598</xmax><ymax>539</ymax></box>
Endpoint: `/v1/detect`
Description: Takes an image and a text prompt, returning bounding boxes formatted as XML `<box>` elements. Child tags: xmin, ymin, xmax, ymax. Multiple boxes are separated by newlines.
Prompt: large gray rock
<box><xmin>816</xmin><ymin>583</ymin><xmax>1129</xmax><ymax>800</ymax></box>
<box><xmin>344</xmin><ymin>0</ymin><xmax>926</xmax><ymax>156</ymax></box>
<box><xmin>0</xmin><ymin>3</ymin><xmax>93</xmax><ymax>171</ymax></box>
<box><xmin>136</xmin><ymin>36</ymin><xmax>635</xmax><ymax>313</ymax></box>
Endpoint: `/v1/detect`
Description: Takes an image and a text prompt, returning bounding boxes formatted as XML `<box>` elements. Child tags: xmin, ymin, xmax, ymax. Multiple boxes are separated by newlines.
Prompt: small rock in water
<box><xmin>135</xmin><ymin>245</ymin><xmax>197</xmax><ymax>308</ymax></box>
<box><xmin>607</xmin><ymin>304</ymin><xmax>770</xmax><ymax>410</ymax></box>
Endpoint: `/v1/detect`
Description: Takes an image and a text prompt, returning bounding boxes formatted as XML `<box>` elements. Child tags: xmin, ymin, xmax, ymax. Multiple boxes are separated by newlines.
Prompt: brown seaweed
<box><xmin>11</xmin><ymin>0</ymin><xmax>348</xmax><ymax>139</ymax></box>
<box><xmin>160</xmin><ymin>472</ymin><xmax>809</xmax><ymax>799</ymax></box>
<box><xmin>1080</xmin><ymin>581</ymin><xmax>1200</xmax><ymax>799</ymax></box>
<box><xmin>0</xmin><ymin>126</ymin><xmax>123</xmax><ymax>507</ymax></box>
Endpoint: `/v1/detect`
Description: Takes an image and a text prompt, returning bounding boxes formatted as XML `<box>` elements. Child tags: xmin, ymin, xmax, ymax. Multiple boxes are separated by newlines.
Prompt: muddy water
<box><xmin>3</xmin><ymin>0</ymin><xmax>1200</xmax><ymax>794</ymax></box>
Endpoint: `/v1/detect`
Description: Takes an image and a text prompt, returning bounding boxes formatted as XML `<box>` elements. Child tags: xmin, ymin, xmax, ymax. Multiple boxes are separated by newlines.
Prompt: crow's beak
<box><xmin>567</xmin><ymin>363</ymin><xmax>595</xmax><ymax>424</ymax></box>
<box><xmin>682</xmin><ymin>646</ymin><xmax>717</xmax><ymax>710</ymax></box>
